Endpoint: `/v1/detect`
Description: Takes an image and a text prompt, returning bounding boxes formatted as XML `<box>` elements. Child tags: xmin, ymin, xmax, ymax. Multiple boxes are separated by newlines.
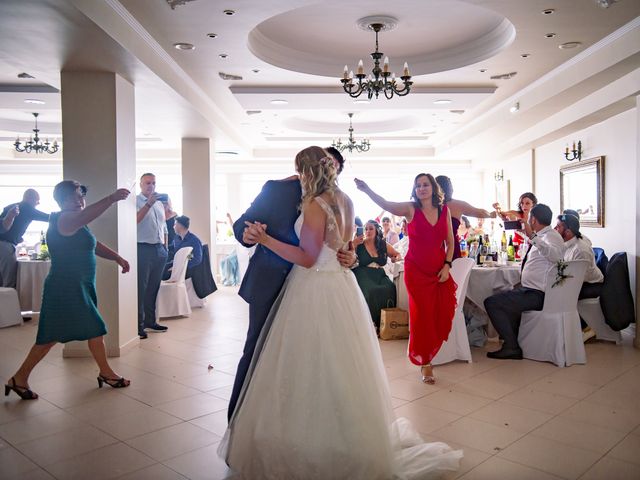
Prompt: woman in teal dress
<box><xmin>5</xmin><ymin>181</ymin><xmax>131</xmax><ymax>400</ymax></box>
<box><xmin>352</xmin><ymin>220</ymin><xmax>401</xmax><ymax>331</ymax></box>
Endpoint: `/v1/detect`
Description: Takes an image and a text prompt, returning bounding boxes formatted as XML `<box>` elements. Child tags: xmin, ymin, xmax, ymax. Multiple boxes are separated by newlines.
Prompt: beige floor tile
<box><xmin>497</xmin><ymin>434</ymin><xmax>601</xmax><ymax>479</ymax></box>
<box><xmin>389</xmin><ymin>377</ymin><xmax>438</xmax><ymax>401</ymax></box>
<box><xmin>414</xmin><ymin>389</ymin><xmax>493</xmax><ymax>416</ymax></box>
<box><xmin>432</xmin><ymin>417</ymin><xmax>524</xmax><ymax>454</ymax></box>
<box><xmin>459</xmin><ymin>456</ymin><xmax>564</xmax><ymax>480</ymax></box>
<box><xmin>0</xmin><ymin>409</ymin><xmax>84</xmax><ymax>445</ymax></box>
<box><xmin>580</xmin><ymin>456</ymin><xmax>640</xmax><ymax>480</ymax></box>
<box><xmin>531</xmin><ymin>416</ymin><xmax>627</xmax><ymax>454</ymax></box>
<box><xmin>125</xmin><ymin>422</ymin><xmax>220</xmax><ymax>461</ymax></box>
<box><xmin>14</xmin><ymin>425</ymin><xmax>117</xmax><ymax>466</ymax></box>
<box><xmin>6</xmin><ymin>467</ymin><xmax>56</xmax><ymax>480</ymax></box>
<box><xmin>189</xmin><ymin>409</ymin><xmax>229</xmax><ymax>437</ymax></box>
<box><xmin>174</xmin><ymin>370</ymin><xmax>235</xmax><ymax>392</ymax></box>
<box><xmin>117</xmin><ymin>463</ymin><xmax>188</xmax><ymax>479</ymax></box>
<box><xmin>88</xmin><ymin>407</ymin><xmax>183</xmax><ymax>441</ymax></box>
<box><xmin>209</xmin><ymin>385</ymin><xmax>233</xmax><ymax>401</ymax></box>
<box><xmin>547</xmin><ymin>363</ymin><xmax>628</xmax><ymax>387</ymax></box>
<box><xmin>608</xmin><ymin>432</ymin><xmax>640</xmax><ymax>466</ymax></box>
<box><xmin>44</xmin><ymin>442</ymin><xmax>155</xmax><ymax>480</ymax></box>
<box><xmin>0</xmin><ymin>397</ymin><xmax>60</xmax><ymax>425</ymax></box>
<box><xmin>559</xmin><ymin>399</ymin><xmax>640</xmax><ymax>433</ymax></box>
<box><xmin>450</xmin><ymin>371</ymin><xmax>522</xmax><ymax>400</ymax></box>
<box><xmin>120</xmin><ymin>378</ymin><xmax>201</xmax><ymax>406</ymax></box>
<box><xmin>65</xmin><ymin>391</ymin><xmax>149</xmax><ymax>421</ymax></box>
<box><xmin>155</xmin><ymin>393</ymin><xmax>228</xmax><ymax>421</ymax></box>
<box><xmin>501</xmin><ymin>387</ymin><xmax>578</xmax><ymax>414</ymax></box>
<box><xmin>393</xmin><ymin>403</ymin><xmax>461</xmax><ymax>435</ymax></box>
<box><xmin>390</xmin><ymin>396</ymin><xmax>408</xmax><ymax>408</ymax></box>
<box><xmin>468</xmin><ymin>400</ymin><xmax>553</xmax><ymax>433</ymax></box>
<box><xmin>528</xmin><ymin>376</ymin><xmax>600</xmax><ymax>400</ymax></box>
<box><xmin>585</xmin><ymin>386</ymin><xmax>640</xmax><ymax>411</ymax></box>
<box><xmin>163</xmin><ymin>443</ymin><xmax>235</xmax><ymax>480</ymax></box>
<box><xmin>0</xmin><ymin>445</ymin><xmax>40</xmax><ymax>478</ymax></box>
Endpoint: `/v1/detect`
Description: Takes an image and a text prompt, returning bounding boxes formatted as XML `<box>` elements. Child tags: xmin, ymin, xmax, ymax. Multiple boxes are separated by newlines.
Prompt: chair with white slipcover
<box><xmin>518</xmin><ymin>260</ymin><xmax>588</xmax><ymax>367</ymax></box>
<box><xmin>156</xmin><ymin>246</ymin><xmax>192</xmax><ymax>319</ymax></box>
<box><xmin>432</xmin><ymin>258</ymin><xmax>475</xmax><ymax>365</ymax></box>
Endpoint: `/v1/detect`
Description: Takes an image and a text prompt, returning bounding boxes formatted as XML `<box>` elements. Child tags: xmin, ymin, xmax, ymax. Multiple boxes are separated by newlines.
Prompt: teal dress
<box><xmin>353</xmin><ymin>243</ymin><xmax>397</xmax><ymax>329</ymax></box>
<box><xmin>36</xmin><ymin>212</ymin><xmax>107</xmax><ymax>344</ymax></box>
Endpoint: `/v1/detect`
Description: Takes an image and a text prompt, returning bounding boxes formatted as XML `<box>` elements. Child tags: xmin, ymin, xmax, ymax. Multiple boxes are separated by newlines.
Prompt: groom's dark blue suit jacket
<box><xmin>234</xmin><ymin>178</ymin><xmax>302</xmax><ymax>306</ymax></box>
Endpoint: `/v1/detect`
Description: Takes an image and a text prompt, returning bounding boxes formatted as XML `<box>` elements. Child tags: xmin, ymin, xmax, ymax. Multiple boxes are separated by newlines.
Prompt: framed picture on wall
<box><xmin>560</xmin><ymin>156</ymin><xmax>605</xmax><ymax>228</ymax></box>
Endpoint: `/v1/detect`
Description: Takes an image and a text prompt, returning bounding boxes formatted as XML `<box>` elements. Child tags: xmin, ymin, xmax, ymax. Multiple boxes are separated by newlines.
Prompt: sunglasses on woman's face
<box><xmin>79</xmin><ymin>185</ymin><xmax>88</xmax><ymax>197</ymax></box>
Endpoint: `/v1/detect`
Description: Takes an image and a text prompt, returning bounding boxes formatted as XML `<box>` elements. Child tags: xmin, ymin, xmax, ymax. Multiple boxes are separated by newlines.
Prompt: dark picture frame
<box><xmin>560</xmin><ymin>156</ymin><xmax>605</xmax><ymax>228</ymax></box>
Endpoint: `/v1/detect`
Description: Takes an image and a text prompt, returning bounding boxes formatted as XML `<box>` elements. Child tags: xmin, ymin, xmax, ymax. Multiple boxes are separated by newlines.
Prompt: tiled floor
<box><xmin>1</xmin><ymin>287</ymin><xmax>639</xmax><ymax>479</ymax></box>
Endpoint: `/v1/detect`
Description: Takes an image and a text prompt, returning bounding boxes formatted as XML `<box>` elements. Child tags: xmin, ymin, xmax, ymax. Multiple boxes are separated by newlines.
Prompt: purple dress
<box><xmin>451</xmin><ymin>215</ymin><xmax>461</xmax><ymax>260</ymax></box>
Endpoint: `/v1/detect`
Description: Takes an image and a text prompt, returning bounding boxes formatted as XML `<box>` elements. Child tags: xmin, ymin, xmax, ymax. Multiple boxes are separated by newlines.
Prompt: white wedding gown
<box><xmin>219</xmin><ymin>196</ymin><xmax>462</xmax><ymax>479</ymax></box>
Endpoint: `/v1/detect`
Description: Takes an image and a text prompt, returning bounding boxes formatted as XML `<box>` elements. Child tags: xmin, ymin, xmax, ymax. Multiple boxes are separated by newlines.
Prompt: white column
<box><xmin>181</xmin><ymin>138</ymin><xmax>216</xmax><ymax>272</ymax></box>
<box><xmin>60</xmin><ymin>71</ymin><xmax>138</xmax><ymax>357</ymax></box>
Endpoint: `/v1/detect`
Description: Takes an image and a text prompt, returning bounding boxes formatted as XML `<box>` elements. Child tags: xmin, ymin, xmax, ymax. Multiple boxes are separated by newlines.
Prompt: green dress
<box><xmin>353</xmin><ymin>243</ymin><xmax>397</xmax><ymax>329</ymax></box>
<box><xmin>36</xmin><ymin>212</ymin><xmax>107</xmax><ymax>344</ymax></box>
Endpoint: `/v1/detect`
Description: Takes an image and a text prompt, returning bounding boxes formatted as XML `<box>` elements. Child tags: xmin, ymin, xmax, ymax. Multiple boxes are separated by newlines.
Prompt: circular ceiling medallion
<box><xmin>248</xmin><ymin>0</ymin><xmax>515</xmax><ymax>77</ymax></box>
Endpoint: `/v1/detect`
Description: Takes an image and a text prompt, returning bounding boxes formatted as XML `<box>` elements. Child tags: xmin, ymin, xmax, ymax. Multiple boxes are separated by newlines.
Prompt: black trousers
<box><xmin>228</xmin><ymin>300</ymin><xmax>273</xmax><ymax>421</ymax></box>
<box><xmin>484</xmin><ymin>287</ymin><xmax>545</xmax><ymax>351</ymax></box>
<box><xmin>137</xmin><ymin>243</ymin><xmax>168</xmax><ymax>333</ymax></box>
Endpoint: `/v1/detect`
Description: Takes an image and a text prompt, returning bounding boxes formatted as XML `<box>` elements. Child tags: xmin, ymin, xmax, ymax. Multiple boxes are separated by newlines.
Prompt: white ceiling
<box><xmin>0</xmin><ymin>0</ymin><xmax>639</xmax><ymax>162</ymax></box>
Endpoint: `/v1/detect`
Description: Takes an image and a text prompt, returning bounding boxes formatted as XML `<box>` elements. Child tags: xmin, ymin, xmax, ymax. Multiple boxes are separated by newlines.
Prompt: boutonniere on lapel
<box><xmin>552</xmin><ymin>261</ymin><xmax>573</xmax><ymax>288</ymax></box>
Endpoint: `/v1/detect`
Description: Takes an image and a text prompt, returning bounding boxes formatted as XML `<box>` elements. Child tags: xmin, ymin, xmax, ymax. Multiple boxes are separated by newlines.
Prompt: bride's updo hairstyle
<box><xmin>295</xmin><ymin>146</ymin><xmax>338</xmax><ymax>206</ymax></box>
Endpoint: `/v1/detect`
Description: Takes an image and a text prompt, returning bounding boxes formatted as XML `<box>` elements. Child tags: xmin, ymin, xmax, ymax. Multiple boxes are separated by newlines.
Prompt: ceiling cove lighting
<box><xmin>332</xmin><ymin>113</ymin><xmax>370</xmax><ymax>153</ymax></box>
<box><xmin>14</xmin><ymin>113</ymin><xmax>59</xmax><ymax>154</ymax></box>
<box><xmin>341</xmin><ymin>16</ymin><xmax>412</xmax><ymax>100</ymax></box>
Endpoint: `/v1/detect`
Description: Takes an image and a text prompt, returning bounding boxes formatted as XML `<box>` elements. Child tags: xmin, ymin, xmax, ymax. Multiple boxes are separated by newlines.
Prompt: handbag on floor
<box><xmin>379</xmin><ymin>307</ymin><xmax>409</xmax><ymax>340</ymax></box>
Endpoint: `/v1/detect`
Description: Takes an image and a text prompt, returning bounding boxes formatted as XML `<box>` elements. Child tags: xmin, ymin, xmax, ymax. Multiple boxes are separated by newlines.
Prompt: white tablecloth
<box><xmin>466</xmin><ymin>264</ymin><xmax>521</xmax><ymax>311</ymax></box>
<box><xmin>16</xmin><ymin>259</ymin><xmax>50</xmax><ymax>312</ymax></box>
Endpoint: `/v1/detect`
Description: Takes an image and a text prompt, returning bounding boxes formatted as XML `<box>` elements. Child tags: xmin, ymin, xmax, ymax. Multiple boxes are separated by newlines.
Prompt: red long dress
<box><xmin>404</xmin><ymin>205</ymin><xmax>457</xmax><ymax>365</ymax></box>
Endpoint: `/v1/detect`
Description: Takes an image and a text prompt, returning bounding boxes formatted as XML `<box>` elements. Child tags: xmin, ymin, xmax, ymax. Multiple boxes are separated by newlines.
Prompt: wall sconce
<box><xmin>564</xmin><ymin>140</ymin><xmax>582</xmax><ymax>161</ymax></box>
<box><xmin>494</xmin><ymin>169</ymin><xmax>504</xmax><ymax>182</ymax></box>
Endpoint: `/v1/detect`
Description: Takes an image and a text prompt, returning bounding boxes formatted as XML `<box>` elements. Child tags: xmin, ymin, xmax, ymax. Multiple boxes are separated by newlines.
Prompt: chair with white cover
<box><xmin>432</xmin><ymin>258</ymin><xmax>475</xmax><ymax>365</ymax></box>
<box><xmin>577</xmin><ymin>298</ymin><xmax>622</xmax><ymax>344</ymax></box>
<box><xmin>0</xmin><ymin>288</ymin><xmax>23</xmax><ymax>328</ymax></box>
<box><xmin>156</xmin><ymin>246</ymin><xmax>193</xmax><ymax>319</ymax></box>
<box><xmin>518</xmin><ymin>260</ymin><xmax>588</xmax><ymax>367</ymax></box>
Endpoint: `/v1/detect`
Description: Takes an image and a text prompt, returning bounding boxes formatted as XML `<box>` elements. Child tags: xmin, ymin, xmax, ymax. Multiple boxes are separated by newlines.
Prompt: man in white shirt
<box><xmin>484</xmin><ymin>204</ymin><xmax>565</xmax><ymax>359</ymax></box>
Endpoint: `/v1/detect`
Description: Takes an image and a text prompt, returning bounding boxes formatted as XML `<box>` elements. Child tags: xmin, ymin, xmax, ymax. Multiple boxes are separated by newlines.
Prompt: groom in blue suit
<box><xmin>228</xmin><ymin>148</ymin><xmax>351</xmax><ymax>420</ymax></box>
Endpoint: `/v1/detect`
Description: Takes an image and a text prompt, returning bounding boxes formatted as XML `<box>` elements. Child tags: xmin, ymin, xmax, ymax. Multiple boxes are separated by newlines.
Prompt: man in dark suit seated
<box><xmin>227</xmin><ymin>147</ymin><xmax>356</xmax><ymax>421</ymax></box>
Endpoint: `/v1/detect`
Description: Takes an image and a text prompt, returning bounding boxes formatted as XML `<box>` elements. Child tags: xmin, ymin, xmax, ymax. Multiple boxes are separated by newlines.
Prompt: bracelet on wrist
<box><xmin>444</xmin><ymin>260</ymin><xmax>452</xmax><ymax>267</ymax></box>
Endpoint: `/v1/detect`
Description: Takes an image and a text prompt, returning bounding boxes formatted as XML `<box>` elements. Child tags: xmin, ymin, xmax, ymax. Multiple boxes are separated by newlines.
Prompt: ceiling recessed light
<box><xmin>353</xmin><ymin>99</ymin><xmax>370</xmax><ymax>104</ymax></box>
<box><xmin>173</xmin><ymin>42</ymin><xmax>195</xmax><ymax>50</ymax></box>
<box><xmin>270</xmin><ymin>99</ymin><xmax>288</xmax><ymax>105</ymax></box>
<box><xmin>542</xmin><ymin>8</ymin><xmax>555</xmax><ymax>15</ymax></box>
<box><xmin>545</xmin><ymin>32</ymin><xmax>556</xmax><ymax>38</ymax></box>
<box><xmin>521</xmin><ymin>53</ymin><xmax>531</xmax><ymax>58</ymax></box>
<box><xmin>510</xmin><ymin>102</ymin><xmax>520</xmax><ymax>113</ymax></box>
<box><xmin>479</xmin><ymin>68</ymin><xmax>487</xmax><ymax>73</ymax></box>
<box><xmin>17</xmin><ymin>72</ymin><xmax>34</xmax><ymax>79</ymax></box>
<box><xmin>449</xmin><ymin>109</ymin><xmax>465</xmax><ymax>115</ymax></box>
<box><xmin>223</xmin><ymin>9</ymin><xmax>235</xmax><ymax>15</ymax></box>
<box><xmin>24</xmin><ymin>99</ymin><xmax>45</xmax><ymax>105</ymax></box>
<box><xmin>246</xmin><ymin>110</ymin><xmax>262</xmax><ymax>115</ymax></box>
<box><xmin>219</xmin><ymin>53</ymin><xmax>228</xmax><ymax>59</ymax></box>
<box><xmin>206</xmin><ymin>33</ymin><xmax>218</xmax><ymax>39</ymax></box>
<box><xmin>251</xmin><ymin>68</ymin><xmax>260</xmax><ymax>74</ymax></box>
<box><xmin>559</xmin><ymin>42</ymin><xmax>582</xmax><ymax>49</ymax></box>
<box><xmin>433</xmin><ymin>99</ymin><xmax>452</xmax><ymax>105</ymax></box>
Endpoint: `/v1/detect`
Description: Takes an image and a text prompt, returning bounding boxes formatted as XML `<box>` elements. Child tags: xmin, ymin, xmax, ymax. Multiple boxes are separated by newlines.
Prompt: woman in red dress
<box><xmin>493</xmin><ymin>192</ymin><xmax>538</xmax><ymax>258</ymax></box>
<box><xmin>355</xmin><ymin>173</ymin><xmax>457</xmax><ymax>384</ymax></box>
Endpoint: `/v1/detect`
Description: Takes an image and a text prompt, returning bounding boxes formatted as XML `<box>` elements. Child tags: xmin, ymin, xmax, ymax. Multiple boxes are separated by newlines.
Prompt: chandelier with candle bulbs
<box><xmin>332</xmin><ymin>113</ymin><xmax>370</xmax><ymax>153</ymax></box>
<box><xmin>340</xmin><ymin>17</ymin><xmax>412</xmax><ymax>100</ymax></box>
<box><xmin>14</xmin><ymin>113</ymin><xmax>59</xmax><ymax>154</ymax></box>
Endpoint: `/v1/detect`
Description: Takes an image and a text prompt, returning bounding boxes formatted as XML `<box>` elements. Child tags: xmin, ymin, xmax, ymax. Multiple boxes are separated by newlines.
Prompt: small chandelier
<box><xmin>332</xmin><ymin>113</ymin><xmax>370</xmax><ymax>153</ymax></box>
<box><xmin>340</xmin><ymin>17</ymin><xmax>412</xmax><ymax>100</ymax></box>
<box><xmin>14</xmin><ymin>113</ymin><xmax>59</xmax><ymax>154</ymax></box>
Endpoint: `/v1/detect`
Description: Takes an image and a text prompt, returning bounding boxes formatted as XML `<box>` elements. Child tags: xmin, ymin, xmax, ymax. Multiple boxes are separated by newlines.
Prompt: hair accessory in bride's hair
<box><xmin>319</xmin><ymin>156</ymin><xmax>333</xmax><ymax>166</ymax></box>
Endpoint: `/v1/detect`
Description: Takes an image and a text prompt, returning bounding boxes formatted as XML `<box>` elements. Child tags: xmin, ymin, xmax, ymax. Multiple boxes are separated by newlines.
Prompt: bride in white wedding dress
<box><xmin>218</xmin><ymin>146</ymin><xmax>462</xmax><ymax>479</ymax></box>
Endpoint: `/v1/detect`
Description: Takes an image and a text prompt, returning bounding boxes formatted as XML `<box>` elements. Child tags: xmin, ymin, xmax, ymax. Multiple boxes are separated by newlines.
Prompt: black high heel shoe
<box><xmin>4</xmin><ymin>377</ymin><xmax>38</xmax><ymax>400</ymax></box>
<box><xmin>97</xmin><ymin>375</ymin><xmax>130</xmax><ymax>389</ymax></box>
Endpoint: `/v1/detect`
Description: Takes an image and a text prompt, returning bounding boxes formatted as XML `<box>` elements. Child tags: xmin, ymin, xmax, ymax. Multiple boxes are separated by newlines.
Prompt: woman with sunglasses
<box><xmin>5</xmin><ymin>181</ymin><xmax>131</xmax><ymax>400</ymax></box>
